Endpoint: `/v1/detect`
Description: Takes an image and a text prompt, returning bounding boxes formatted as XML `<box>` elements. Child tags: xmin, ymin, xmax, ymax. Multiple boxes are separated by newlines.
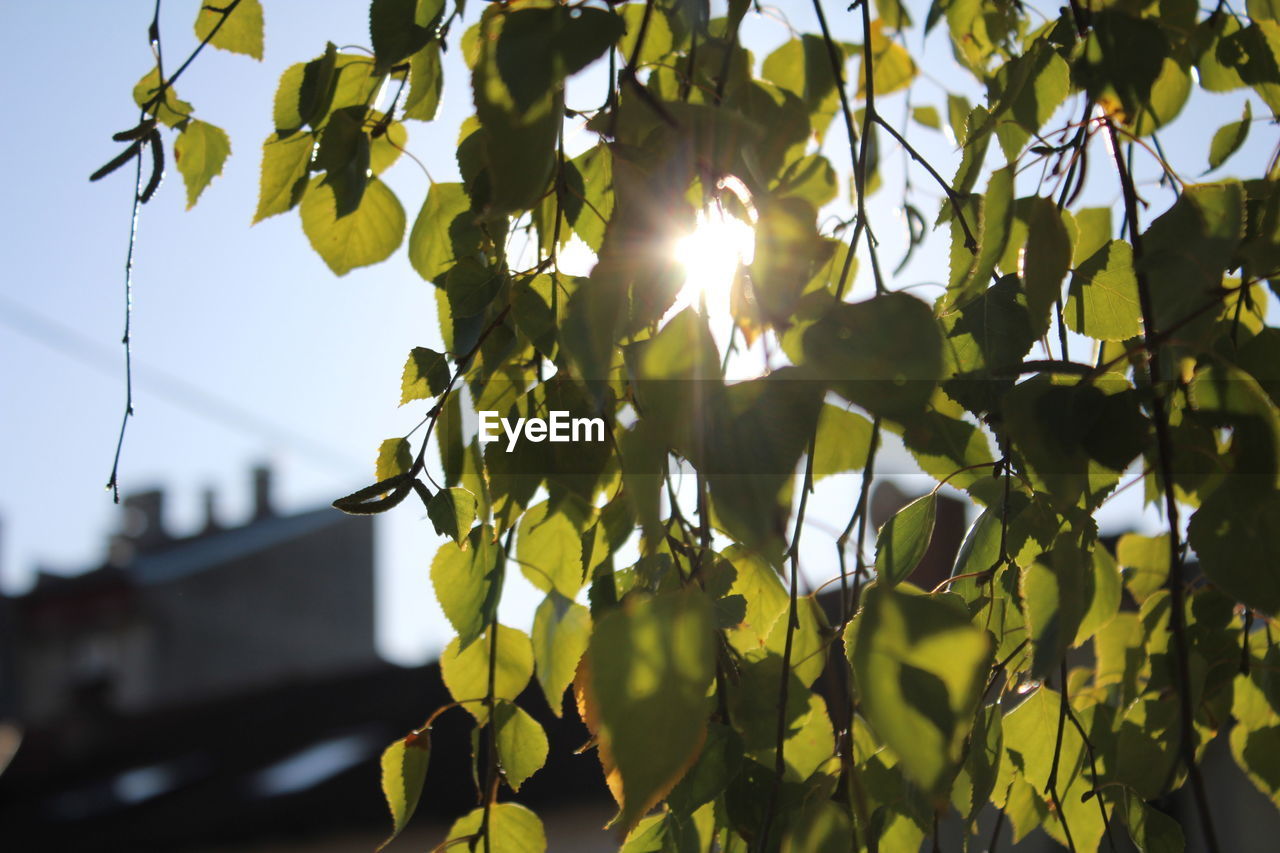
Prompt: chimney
<box><xmin>201</xmin><ymin>487</ymin><xmax>220</xmax><ymax>534</ymax></box>
<box><xmin>251</xmin><ymin>465</ymin><xmax>273</xmax><ymax>521</ymax></box>
<box><xmin>109</xmin><ymin>489</ymin><xmax>168</xmax><ymax>563</ymax></box>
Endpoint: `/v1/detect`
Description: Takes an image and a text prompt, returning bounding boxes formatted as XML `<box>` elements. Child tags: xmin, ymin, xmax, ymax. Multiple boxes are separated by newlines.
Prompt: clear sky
<box><xmin>1</xmin><ymin>1</ymin><xmax>1266</xmax><ymax>665</ymax></box>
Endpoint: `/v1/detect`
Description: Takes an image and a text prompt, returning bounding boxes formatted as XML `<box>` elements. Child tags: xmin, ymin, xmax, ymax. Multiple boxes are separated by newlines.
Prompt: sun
<box><xmin>669</xmin><ymin>204</ymin><xmax>755</xmax><ymax>324</ymax></box>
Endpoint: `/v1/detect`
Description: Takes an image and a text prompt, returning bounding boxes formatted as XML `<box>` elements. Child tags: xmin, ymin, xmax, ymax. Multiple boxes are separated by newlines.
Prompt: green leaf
<box><xmin>773</xmin><ymin>154</ymin><xmax>838</xmax><ymax>209</ymax></box>
<box><xmin>377</xmin><ymin>731</ymin><xmax>430</xmax><ymax>851</ymax></box>
<box><xmin>428</xmin><ymin>488</ymin><xmax>478</xmax><ymax>546</ymax></box>
<box><xmin>1072</xmin><ymin>207</ymin><xmax>1112</xmax><ymax>266</ymax></box>
<box><xmin>1232</xmin><ymin>22</ymin><xmax>1280</xmax><ymax>117</ymax></box>
<box><xmin>1022</xmin><ymin>198</ymin><xmax>1072</xmax><ymax>337</ymax></box>
<box><xmin>494</xmin><ymin>701</ymin><xmax>548</xmax><ymax>791</ymax></box>
<box><xmin>1117</xmin><ymin>533</ymin><xmax>1170</xmax><ymax>604</ymax></box>
<box><xmin>617</xmin><ymin>3</ymin><xmax>674</xmax><ymax>67</ymax></box>
<box><xmin>588</xmin><ymin>589</ymin><xmax>716</xmax><ymax>830</ymax></box>
<box><xmin>813</xmin><ymin>404</ymin><xmax>874</xmax><ymax>481</ymax></box>
<box><xmin>404</xmin><ymin>42</ymin><xmax>443</xmax><ymax>121</ymax></box>
<box><xmin>875</xmin><ymin>493</ymin><xmax>937</xmax><ymax>587</ymax></box>
<box><xmin>174</xmin><ymin>119</ymin><xmax>230</xmax><ymax>209</ymax></box>
<box><xmin>1022</xmin><ymin>541</ymin><xmax>1089</xmax><ymax>678</ymax></box>
<box><xmin>443</xmin><ymin>803</ymin><xmax>546</xmax><ymax>853</ymax></box>
<box><xmin>376</xmin><ymin>437</ymin><xmax>412</xmax><ymax>482</ymax></box>
<box><xmin>194</xmin><ymin>0</ymin><xmax>263</xmax><ymax>61</ymax></box>
<box><xmin>940</xmin><ymin>274</ymin><xmax>1038</xmax><ymax>418</ymax></box>
<box><xmin>271</xmin><ymin>62</ymin><xmax>308</xmax><ymax>135</ymax></box>
<box><xmin>494</xmin><ymin>6</ymin><xmax>623</xmax><ymax>115</ymax></box>
<box><xmin>1194</xmin><ymin>15</ymin><xmax>1247</xmax><ymax>93</ymax></box>
<box><xmin>762</xmin><ymin>35</ymin><xmax>846</xmax><ymax>141</ymax></box>
<box><xmin>953</xmin><ymin>166</ymin><xmax>1015</xmax><ymax>306</ymax></box>
<box><xmin>875</xmin><ymin>0</ymin><xmax>913</xmax><ymax>31</ymax></box>
<box><xmin>568</xmin><ymin>145</ymin><xmax>613</xmax><ymax>251</ymax></box>
<box><xmin>667</xmin><ymin>723</ymin><xmax>743</xmax><ymax>815</ymax></box>
<box><xmin>947</xmin><ymin>93</ymin><xmax>971</xmax><ymax>143</ymax></box>
<box><xmin>802</xmin><ymin>293</ymin><xmax>944</xmax><ymax>418</ymax></box>
<box><xmin>471</xmin><ymin>5</ymin><xmax>620</xmax><ymax>212</ymax></box>
<box><xmin>1139</xmin><ymin>182</ymin><xmax>1244</xmax><ymax>338</ymax></box>
<box><xmin>750</xmin><ymin>197</ymin><xmax>829</xmax><ymax>322</ymax></box>
<box><xmin>1078</xmin><ymin>544</ymin><xmax>1121</xmax><ymax>644</ymax></box>
<box><xmin>298</xmin><ymin>45</ymin><xmax>339</xmax><ymax>129</ymax></box>
<box><xmin>911</xmin><ymin>105</ymin><xmax>941</xmax><ymax>130</ymax></box>
<box><xmin>1079</xmin><ymin>11</ymin><xmax>1188</xmax><ymax>134</ymax></box>
<box><xmin>531</xmin><ymin>592</ymin><xmax>591</xmax><ymax>715</ymax></box>
<box><xmin>858</xmin><ymin>20</ymin><xmax>917</xmax><ymax>97</ymax></box>
<box><xmin>1122</xmin><ymin>789</ymin><xmax>1186</xmax><ymax>853</ymax></box>
<box><xmin>702</xmin><ymin>370</ymin><xmax>824</xmax><ymax>555</ymax></box>
<box><xmin>400</xmin><ymin>347</ymin><xmax>450</xmax><ymax>404</ymax></box>
<box><xmin>299</xmin><ymin>176</ymin><xmax>405</xmax><ymax>276</ymax></box>
<box><xmin>1066</xmin><ymin>240</ymin><xmax>1142</xmax><ymax>341</ymax></box>
<box><xmin>762</xmin><ymin>594</ymin><xmax>830</xmax><ymax>688</ymax></box>
<box><xmin>853</xmin><ymin>584</ymin><xmax>992</xmax><ymax>794</ymax></box>
<box><xmin>408</xmin><ymin>182</ymin><xmax>478</xmax><ymax>284</ymax></box>
<box><xmin>1209</xmin><ymin>101</ymin><xmax>1252</xmax><ymax>173</ymax></box>
<box><xmin>721</xmin><ymin>546</ymin><xmax>788</xmax><ymax>655</ymax></box>
<box><xmin>254</xmin><ymin>133</ymin><xmax>312</xmax><ymax>223</ymax></box>
<box><xmin>1003</xmin><ymin>375</ymin><xmax>1146</xmax><ymax>508</ymax></box>
<box><xmin>133</xmin><ymin>68</ymin><xmax>194</xmax><ymax>128</ymax></box>
<box><xmin>370</xmin><ymin>0</ymin><xmax>440</xmax><ymax>73</ymax></box>
<box><xmin>369</xmin><ymin>115</ymin><xmax>407</xmax><ymax>174</ymax></box>
<box><xmin>517</xmin><ymin>500</ymin><xmax>588</xmax><ymax>598</ymax></box>
<box><xmin>314</xmin><ymin>107</ymin><xmax>371</xmax><ymax>217</ymax></box>
<box><xmin>440</xmin><ymin>624</ymin><xmax>533</xmax><ymax>723</ymax></box>
<box><xmin>991</xmin><ymin>40</ymin><xmax>1070</xmax><ymax>160</ymax></box>
<box><xmin>997</xmin><ymin>687</ymin><xmax>1106</xmax><ymax>850</ymax></box>
<box><xmin>1189</xmin><ymin>487</ymin><xmax>1280</xmax><ymax>617</ymax></box>
<box><xmin>430</xmin><ymin>526</ymin><xmax>502</xmax><ymax>650</ymax></box>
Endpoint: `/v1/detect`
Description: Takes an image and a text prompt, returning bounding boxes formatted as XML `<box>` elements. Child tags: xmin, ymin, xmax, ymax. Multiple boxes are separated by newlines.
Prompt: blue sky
<box><xmin>1</xmin><ymin>1</ymin><xmax>1265</xmax><ymax>664</ymax></box>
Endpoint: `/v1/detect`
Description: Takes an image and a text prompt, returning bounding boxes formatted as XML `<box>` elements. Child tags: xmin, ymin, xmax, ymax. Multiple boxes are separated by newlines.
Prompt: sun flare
<box><xmin>669</xmin><ymin>207</ymin><xmax>756</xmax><ymax>322</ymax></box>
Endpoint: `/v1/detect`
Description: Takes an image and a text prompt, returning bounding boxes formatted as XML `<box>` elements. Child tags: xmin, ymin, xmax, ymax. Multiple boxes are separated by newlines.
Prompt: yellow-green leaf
<box><xmin>428</xmin><ymin>488</ymin><xmax>478</xmax><ymax>546</ymax></box>
<box><xmin>194</xmin><ymin>0</ymin><xmax>264</xmax><ymax>61</ymax></box>
<box><xmin>494</xmin><ymin>701</ymin><xmax>549</xmax><ymax>790</ymax></box>
<box><xmin>133</xmin><ymin>68</ymin><xmax>194</xmax><ymax>128</ymax></box>
<box><xmin>377</xmin><ymin>731</ymin><xmax>430</xmax><ymax>851</ymax></box>
<box><xmin>254</xmin><ymin>132</ymin><xmax>312</xmax><ymax>223</ymax></box>
<box><xmin>588</xmin><ymin>589</ymin><xmax>715</xmax><ymax>830</ymax></box>
<box><xmin>299</xmin><ymin>176</ymin><xmax>405</xmax><ymax>276</ymax></box>
<box><xmin>400</xmin><ymin>346</ymin><xmax>450</xmax><ymax>404</ymax></box>
<box><xmin>440</xmin><ymin>624</ymin><xmax>533</xmax><ymax>723</ymax></box>
<box><xmin>875</xmin><ymin>493</ymin><xmax>937</xmax><ymax>587</ymax></box>
<box><xmin>853</xmin><ymin>584</ymin><xmax>992</xmax><ymax>794</ymax></box>
<box><xmin>531</xmin><ymin>592</ymin><xmax>591</xmax><ymax>715</ymax></box>
<box><xmin>376</xmin><ymin>437</ymin><xmax>412</xmax><ymax>481</ymax></box>
<box><xmin>1065</xmin><ymin>240</ymin><xmax>1142</xmax><ymax>341</ymax></box>
<box><xmin>517</xmin><ymin>500</ymin><xmax>588</xmax><ymax>598</ymax></box>
<box><xmin>174</xmin><ymin>119</ymin><xmax>230</xmax><ymax>208</ymax></box>
<box><xmin>430</xmin><ymin>526</ymin><xmax>501</xmax><ymax>649</ymax></box>
<box><xmin>408</xmin><ymin>182</ymin><xmax>476</xmax><ymax>283</ymax></box>
<box><xmin>1209</xmin><ymin>101</ymin><xmax>1252</xmax><ymax>172</ymax></box>
<box><xmin>442</xmin><ymin>803</ymin><xmax>546</xmax><ymax>853</ymax></box>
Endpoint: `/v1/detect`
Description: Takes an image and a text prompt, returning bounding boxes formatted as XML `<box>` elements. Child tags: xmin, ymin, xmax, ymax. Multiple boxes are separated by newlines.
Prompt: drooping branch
<box><xmin>1105</xmin><ymin>117</ymin><xmax>1222</xmax><ymax>853</ymax></box>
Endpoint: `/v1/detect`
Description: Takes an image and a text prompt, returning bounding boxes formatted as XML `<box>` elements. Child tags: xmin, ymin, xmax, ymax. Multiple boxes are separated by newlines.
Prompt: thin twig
<box><xmin>105</xmin><ymin>150</ymin><xmax>146</xmax><ymax>503</ymax></box>
<box><xmin>1105</xmin><ymin>118</ymin><xmax>1221</xmax><ymax>853</ymax></box>
<box><xmin>1045</xmin><ymin>669</ymin><xmax>1079</xmax><ymax>852</ymax></box>
<box><xmin>811</xmin><ymin>0</ymin><xmax>884</xmax><ymax>296</ymax></box>
<box><xmin>759</xmin><ymin>436</ymin><xmax>816</xmax><ymax>850</ymax></box>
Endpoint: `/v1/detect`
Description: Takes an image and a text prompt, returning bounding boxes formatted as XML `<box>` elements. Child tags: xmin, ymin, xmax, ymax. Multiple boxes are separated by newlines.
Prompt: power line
<box><xmin>0</xmin><ymin>294</ymin><xmax>364</xmax><ymax>475</ymax></box>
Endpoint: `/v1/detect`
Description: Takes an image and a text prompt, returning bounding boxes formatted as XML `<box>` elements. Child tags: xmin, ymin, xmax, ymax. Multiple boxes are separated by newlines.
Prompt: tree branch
<box><xmin>1105</xmin><ymin>117</ymin><xmax>1221</xmax><ymax>853</ymax></box>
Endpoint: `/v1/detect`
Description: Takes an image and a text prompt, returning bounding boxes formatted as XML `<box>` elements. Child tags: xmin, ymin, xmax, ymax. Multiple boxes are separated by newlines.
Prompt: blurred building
<box><xmin>0</xmin><ymin>467</ymin><xmax>610</xmax><ymax>852</ymax></box>
<box><xmin>2</xmin><ymin>466</ymin><xmax>377</xmax><ymax>723</ymax></box>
